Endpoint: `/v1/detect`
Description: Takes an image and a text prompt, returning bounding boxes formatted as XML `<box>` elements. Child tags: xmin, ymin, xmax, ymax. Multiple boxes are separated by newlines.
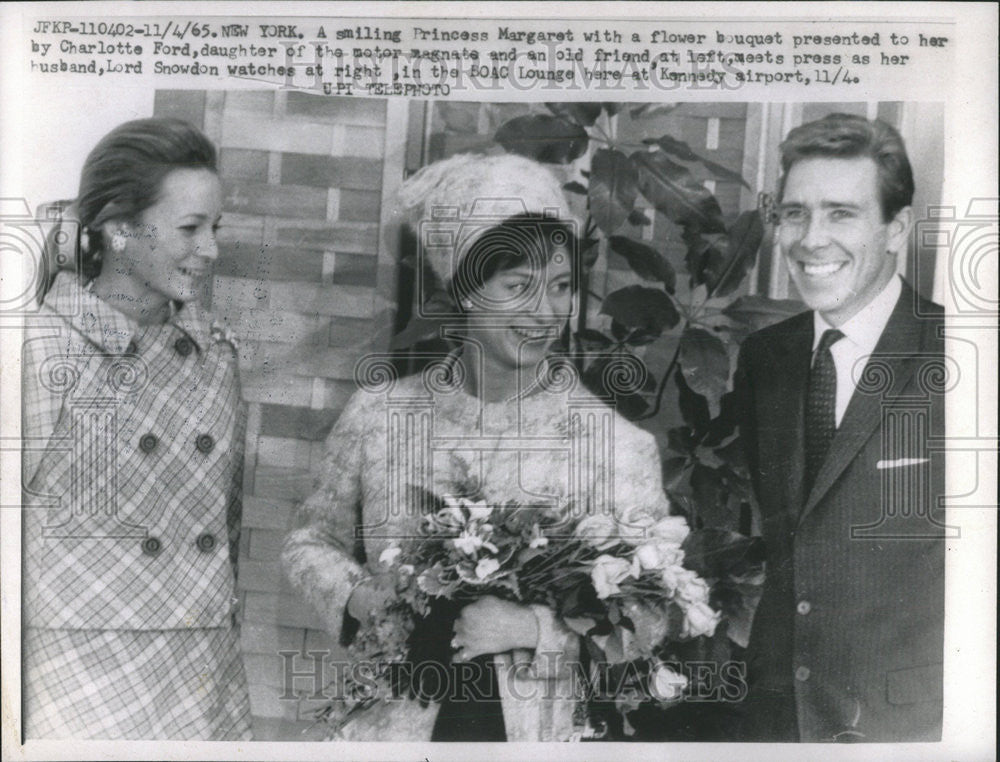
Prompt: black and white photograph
<box><xmin>1</xmin><ymin>3</ymin><xmax>995</xmax><ymax>760</ymax></box>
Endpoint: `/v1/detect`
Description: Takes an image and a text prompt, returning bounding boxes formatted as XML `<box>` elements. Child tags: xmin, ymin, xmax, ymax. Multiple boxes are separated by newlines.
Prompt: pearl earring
<box><xmin>111</xmin><ymin>231</ymin><xmax>127</xmax><ymax>254</ymax></box>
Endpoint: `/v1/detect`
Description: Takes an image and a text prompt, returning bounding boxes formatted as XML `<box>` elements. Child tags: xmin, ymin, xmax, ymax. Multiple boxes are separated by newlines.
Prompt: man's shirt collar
<box><xmin>812</xmin><ymin>274</ymin><xmax>902</xmax><ymax>354</ymax></box>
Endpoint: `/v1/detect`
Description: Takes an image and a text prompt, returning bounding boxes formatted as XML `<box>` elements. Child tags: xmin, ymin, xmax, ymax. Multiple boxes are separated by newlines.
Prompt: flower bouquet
<box><xmin>316</xmin><ymin>476</ymin><xmax>762</xmax><ymax>739</ymax></box>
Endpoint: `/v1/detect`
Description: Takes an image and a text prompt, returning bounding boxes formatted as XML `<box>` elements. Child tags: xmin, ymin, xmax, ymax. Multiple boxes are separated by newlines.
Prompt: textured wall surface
<box><xmin>154</xmin><ymin>90</ymin><xmax>394</xmax><ymax>736</ymax></box>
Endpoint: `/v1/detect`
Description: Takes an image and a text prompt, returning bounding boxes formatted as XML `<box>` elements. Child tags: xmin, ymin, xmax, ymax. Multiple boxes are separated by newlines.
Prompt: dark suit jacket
<box><xmin>736</xmin><ymin>281</ymin><xmax>947</xmax><ymax>742</ymax></box>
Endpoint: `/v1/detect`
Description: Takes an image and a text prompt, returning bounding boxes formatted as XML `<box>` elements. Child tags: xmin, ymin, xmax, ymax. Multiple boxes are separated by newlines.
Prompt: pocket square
<box><xmin>877</xmin><ymin>458</ymin><xmax>930</xmax><ymax>470</ymax></box>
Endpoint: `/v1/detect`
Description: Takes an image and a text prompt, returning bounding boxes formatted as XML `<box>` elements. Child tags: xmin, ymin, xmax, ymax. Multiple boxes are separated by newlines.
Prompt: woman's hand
<box><xmin>451</xmin><ymin>596</ymin><xmax>539</xmax><ymax>660</ymax></box>
<box><xmin>346</xmin><ymin>573</ymin><xmax>395</xmax><ymax>623</ymax></box>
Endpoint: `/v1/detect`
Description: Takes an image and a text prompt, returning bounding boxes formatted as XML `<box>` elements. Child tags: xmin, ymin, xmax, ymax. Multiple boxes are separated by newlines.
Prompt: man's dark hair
<box><xmin>778</xmin><ymin>113</ymin><xmax>914</xmax><ymax>221</ymax></box>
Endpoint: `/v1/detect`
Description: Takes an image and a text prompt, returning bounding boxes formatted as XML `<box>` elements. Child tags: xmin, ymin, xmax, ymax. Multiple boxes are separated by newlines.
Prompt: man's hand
<box><xmin>452</xmin><ymin>596</ymin><xmax>539</xmax><ymax>660</ymax></box>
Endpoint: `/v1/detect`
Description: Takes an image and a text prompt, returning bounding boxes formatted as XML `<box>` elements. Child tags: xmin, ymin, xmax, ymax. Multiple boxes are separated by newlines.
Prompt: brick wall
<box><xmin>153</xmin><ymin>90</ymin><xmax>402</xmax><ymax>731</ymax></box>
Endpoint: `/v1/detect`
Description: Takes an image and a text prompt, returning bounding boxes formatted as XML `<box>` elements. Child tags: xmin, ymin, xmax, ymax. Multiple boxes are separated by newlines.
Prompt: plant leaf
<box><xmin>710</xmin><ymin>210</ymin><xmax>765</xmax><ymax>297</ymax></box>
<box><xmin>675</xmin><ymin>370</ymin><xmax>711</xmax><ymax>436</ymax></box>
<box><xmin>630</xmin><ymin>103</ymin><xmax>680</xmax><ymax>120</ymax></box>
<box><xmin>563</xmin><ymin>180</ymin><xmax>588</xmax><ymax>196</ymax></box>
<box><xmin>682</xmin><ymin>528</ymin><xmax>766</xmax><ymax>579</ymax></box>
<box><xmin>608</xmin><ymin>236</ymin><xmax>676</xmax><ymax>292</ymax></box>
<box><xmin>630</xmin><ymin>151</ymin><xmax>726</xmax><ymax>233</ymax></box>
<box><xmin>646</xmin><ymin>135</ymin><xmax>751</xmax><ymax>189</ymax></box>
<box><xmin>666</xmin><ymin>425</ymin><xmax>696</xmax><ymax>456</ymax></box>
<box><xmin>575</xmin><ymin>328</ymin><xmax>614</xmax><ymax>352</ymax></box>
<box><xmin>627</xmin><ymin>208</ymin><xmax>651</xmax><ymax>227</ymax></box>
<box><xmin>546</xmin><ymin>102</ymin><xmax>602</xmax><ymax>127</ymax></box>
<box><xmin>689</xmin><ymin>464</ymin><xmax>735</xmax><ymax>529</ymax></box>
<box><xmin>581</xmin><ymin>356</ymin><xmax>651</xmax><ymax>420</ymax></box>
<box><xmin>662</xmin><ymin>456</ymin><xmax>689</xmax><ymax>491</ymax></box>
<box><xmin>722</xmin><ymin>295</ymin><xmax>805</xmax><ymax>332</ymax></box>
<box><xmin>600</xmin><ymin>285</ymin><xmax>680</xmax><ymax>335</ymax></box>
<box><xmin>678</xmin><ymin>327</ymin><xmax>730</xmax><ymax>417</ymax></box>
<box><xmin>438</xmin><ymin>102</ymin><xmax>482</xmax><ymax>134</ymax></box>
<box><xmin>495</xmin><ymin>114</ymin><xmax>589</xmax><ymax>164</ymax></box>
<box><xmin>390</xmin><ymin>316</ymin><xmax>446</xmax><ymax>350</ymax></box>
<box><xmin>590</xmin><ymin>149</ymin><xmax>639</xmax><ymax>235</ymax></box>
<box><xmin>563</xmin><ymin>616</ymin><xmax>597</xmax><ymax>636</ymax></box>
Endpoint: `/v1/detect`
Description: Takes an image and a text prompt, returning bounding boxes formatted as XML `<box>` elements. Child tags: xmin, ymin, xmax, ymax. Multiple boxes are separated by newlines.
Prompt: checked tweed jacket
<box><xmin>22</xmin><ymin>271</ymin><xmax>246</xmax><ymax>631</ymax></box>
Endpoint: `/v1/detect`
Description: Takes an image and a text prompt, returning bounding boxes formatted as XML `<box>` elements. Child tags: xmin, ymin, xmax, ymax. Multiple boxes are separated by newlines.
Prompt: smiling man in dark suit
<box><xmin>736</xmin><ymin>113</ymin><xmax>947</xmax><ymax>742</ymax></box>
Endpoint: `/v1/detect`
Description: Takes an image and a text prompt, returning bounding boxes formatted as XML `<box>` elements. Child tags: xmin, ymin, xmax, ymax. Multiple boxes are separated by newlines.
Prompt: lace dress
<box><xmin>283</xmin><ymin>359</ymin><xmax>670</xmax><ymax>741</ymax></box>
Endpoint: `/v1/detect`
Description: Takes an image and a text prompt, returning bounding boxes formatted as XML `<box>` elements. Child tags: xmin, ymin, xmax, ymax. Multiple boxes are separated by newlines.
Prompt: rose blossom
<box><xmin>590</xmin><ymin>554</ymin><xmax>636</xmax><ymax>599</ymax></box>
<box><xmin>633</xmin><ymin>540</ymin><xmax>684</xmax><ymax>571</ymax></box>
<box><xmin>675</xmin><ymin>569</ymin><xmax>711</xmax><ymax>605</ymax></box>
<box><xmin>574</xmin><ymin>515</ymin><xmax>619</xmax><ymax>550</ymax></box>
<box><xmin>633</xmin><ymin>542</ymin><xmax>662</xmax><ymax>570</ymax></box>
<box><xmin>649</xmin><ymin>663</ymin><xmax>689</xmax><ymax>702</ymax></box>
<box><xmin>648</xmin><ymin>515</ymin><xmax>691</xmax><ymax>544</ymax></box>
<box><xmin>682</xmin><ymin>600</ymin><xmax>721</xmax><ymax>638</ymax></box>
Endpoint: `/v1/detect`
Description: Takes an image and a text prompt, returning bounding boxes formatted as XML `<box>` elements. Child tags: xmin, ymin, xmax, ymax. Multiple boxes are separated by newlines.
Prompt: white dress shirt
<box><xmin>812</xmin><ymin>275</ymin><xmax>902</xmax><ymax>427</ymax></box>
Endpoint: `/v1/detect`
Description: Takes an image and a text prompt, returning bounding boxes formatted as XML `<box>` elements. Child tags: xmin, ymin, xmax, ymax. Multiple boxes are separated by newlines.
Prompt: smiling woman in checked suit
<box><xmin>20</xmin><ymin>119</ymin><xmax>252</xmax><ymax>739</ymax></box>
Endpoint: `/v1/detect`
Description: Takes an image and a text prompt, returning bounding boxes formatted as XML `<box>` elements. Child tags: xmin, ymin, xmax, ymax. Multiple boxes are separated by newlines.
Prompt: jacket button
<box><xmin>174</xmin><ymin>337</ymin><xmax>194</xmax><ymax>357</ymax></box>
<box><xmin>795</xmin><ymin>666</ymin><xmax>811</xmax><ymax>682</ymax></box>
<box><xmin>797</xmin><ymin>600</ymin><xmax>812</xmax><ymax>615</ymax></box>
<box><xmin>139</xmin><ymin>433</ymin><xmax>158</xmax><ymax>453</ymax></box>
<box><xmin>196</xmin><ymin>434</ymin><xmax>215</xmax><ymax>453</ymax></box>
<box><xmin>141</xmin><ymin>536</ymin><xmax>162</xmax><ymax>556</ymax></box>
<box><xmin>196</xmin><ymin>532</ymin><xmax>217</xmax><ymax>552</ymax></box>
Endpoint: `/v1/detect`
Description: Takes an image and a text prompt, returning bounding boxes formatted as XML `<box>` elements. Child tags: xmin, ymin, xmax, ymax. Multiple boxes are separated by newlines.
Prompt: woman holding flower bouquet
<box><xmin>283</xmin><ymin>153</ymin><xmax>714</xmax><ymax>742</ymax></box>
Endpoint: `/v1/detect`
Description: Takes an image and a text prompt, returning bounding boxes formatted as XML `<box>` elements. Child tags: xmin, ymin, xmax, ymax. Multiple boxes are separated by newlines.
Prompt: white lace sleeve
<box><xmin>282</xmin><ymin>390</ymin><xmax>373</xmax><ymax>637</ymax></box>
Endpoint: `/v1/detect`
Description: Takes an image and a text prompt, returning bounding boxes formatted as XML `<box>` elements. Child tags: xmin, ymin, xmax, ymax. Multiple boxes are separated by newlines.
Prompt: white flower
<box><xmin>574</xmin><ymin>514</ymin><xmax>619</xmax><ymax>550</ymax></box>
<box><xmin>634</xmin><ymin>540</ymin><xmax>685</xmax><ymax>572</ymax></box>
<box><xmin>620</xmin><ymin>509</ymin><xmax>656</xmax><ymax>545</ymax></box>
<box><xmin>452</xmin><ymin>531</ymin><xmax>483</xmax><ymax>556</ymax></box>
<box><xmin>648</xmin><ymin>515</ymin><xmax>691</xmax><ymax>544</ymax></box>
<box><xmin>590</xmin><ymin>554</ymin><xmax>636</xmax><ymax>599</ymax></box>
<box><xmin>398</xmin><ymin>563</ymin><xmax>415</xmax><ymax>578</ymax></box>
<box><xmin>475</xmin><ymin>557</ymin><xmax>501</xmax><ymax>579</ymax></box>
<box><xmin>675</xmin><ymin>569</ymin><xmax>711</xmax><ymax>605</ymax></box>
<box><xmin>464</xmin><ymin>500</ymin><xmax>492</xmax><ymax>522</ymax></box>
<box><xmin>443</xmin><ymin>503</ymin><xmax>466</xmax><ymax>523</ymax></box>
<box><xmin>451</xmin><ymin>529</ymin><xmax>497</xmax><ymax>557</ymax></box>
<box><xmin>529</xmin><ymin>523</ymin><xmax>549</xmax><ymax>548</ymax></box>
<box><xmin>660</xmin><ymin>565</ymin><xmax>681</xmax><ymax>595</ymax></box>
<box><xmin>649</xmin><ymin>663</ymin><xmax>688</xmax><ymax>702</ymax></box>
<box><xmin>681</xmin><ymin>600</ymin><xmax>721</xmax><ymax>638</ymax></box>
<box><xmin>378</xmin><ymin>545</ymin><xmax>402</xmax><ymax>566</ymax></box>
<box><xmin>633</xmin><ymin>542</ymin><xmax>662</xmax><ymax>570</ymax></box>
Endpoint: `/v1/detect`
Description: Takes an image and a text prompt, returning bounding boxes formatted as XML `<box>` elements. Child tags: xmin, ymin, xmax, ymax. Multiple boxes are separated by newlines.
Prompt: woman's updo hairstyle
<box><xmin>75</xmin><ymin>117</ymin><xmax>217</xmax><ymax>279</ymax></box>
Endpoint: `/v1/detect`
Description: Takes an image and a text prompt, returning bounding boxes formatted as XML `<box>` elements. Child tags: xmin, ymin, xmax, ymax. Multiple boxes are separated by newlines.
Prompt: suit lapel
<box><xmin>800</xmin><ymin>284</ymin><xmax>926</xmax><ymax>521</ymax></box>
<box><xmin>757</xmin><ymin>313</ymin><xmax>812</xmax><ymax>515</ymax></box>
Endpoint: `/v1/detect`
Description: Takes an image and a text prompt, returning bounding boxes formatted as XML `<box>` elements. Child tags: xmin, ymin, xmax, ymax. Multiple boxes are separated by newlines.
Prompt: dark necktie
<box><xmin>804</xmin><ymin>328</ymin><xmax>844</xmax><ymax>496</ymax></box>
